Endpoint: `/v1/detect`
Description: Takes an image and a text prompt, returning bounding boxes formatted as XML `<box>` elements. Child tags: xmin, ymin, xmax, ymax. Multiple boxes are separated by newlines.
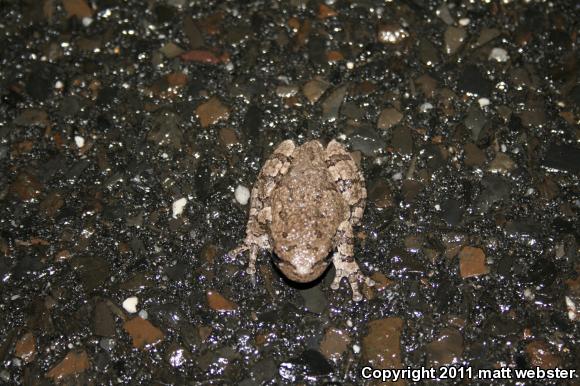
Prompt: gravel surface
<box><xmin>0</xmin><ymin>0</ymin><xmax>578</xmax><ymax>384</ymax></box>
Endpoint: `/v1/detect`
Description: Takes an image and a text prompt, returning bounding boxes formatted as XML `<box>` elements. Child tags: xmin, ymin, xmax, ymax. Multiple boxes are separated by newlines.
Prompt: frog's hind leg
<box><xmin>230</xmin><ymin>140</ymin><xmax>295</xmax><ymax>278</ymax></box>
<box><xmin>324</xmin><ymin>140</ymin><xmax>366</xmax><ymax>225</ymax></box>
<box><xmin>325</xmin><ymin>140</ymin><xmax>373</xmax><ymax>301</ymax></box>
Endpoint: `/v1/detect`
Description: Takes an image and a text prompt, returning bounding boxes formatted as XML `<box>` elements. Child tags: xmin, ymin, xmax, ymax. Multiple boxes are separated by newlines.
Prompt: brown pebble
<box><xmin>166</xmin><ymin>72</ymin><xmax>188</xmax><ymax>87</ymax></box>
<box><xmin>463</xmin><ymin>143</ymin><xmax>486</xmax><ymax>167</ymax></box>
<box><xmin>62</xmin><ymin>0</ymin><xmax>93</xmax><ymax>19</ymax></box>
<box><xmin>198</xmin><ymin>325</ymin><xmax>213</xmax><ymax>342</ymax></box>
<box><xmin>207</xmin><ymin>290</ymin><xmax>238</xmax><ymax>312</ymax></box>
<box><xmin>318</xmin><ymin>4</ymin><xmax>337</xmax><ymax>19</ymax></box>
<box><xmin>46</xmin><ymin>350</ymin><xmax>90</xmax><ymax>382</ymax></box>
<box><xmin>320</xmin><ymin>328</ymin><xmax>350</xmax><ymax>361</ymax></box>
<box><xmin>10</xmin><ymin>172</ymin><xmax>42</xmax><ymax>201</ymax></box>
<box><xmin>180</xmin><ymin>50</ymin><xmax>222</xmax><ymax>64</ymax></box>
<box><xmin>368</xmin><ymin>179</ymin><xmax>393</xmax><ymax>209</ymax></box>
<box><xmin>219</xmin><ymin>127</ymin><xmax>239</xmax><ymax>146</ymax></box>
<box><xmin>488</xmin><ymin>152</ymin><xmax>515</xmax><ymax>174</ymax></box>
<box><xmin>377</xmin><ymin>107</ymin><xmax>403</xmax><ymax>130</ymax></box>
<box><xmin>459</xmin><ymin>246</ymin><xmax>489</xmax><ymax>278</ymax></box>
<box><xmin>362</xmin><ymin>318</ymin><xmax>404</xmax><ymax>385</ymax></box>
<box><xmin>123</xmin><ymin>317</ymin><xmax>164</xmax><ymax>349</ymax></box>
<box><xmin>196</xmin><ymin>97</ymin><xmax>230</xmax><ymax>128</ymax></box>
<box><xmin>525</xmin><ymin>340</ymin><xmax>560</xmax><ymax>369</ymax></box>
<box><xmin>425</xmin><ymin>327</ymin><xmax>464</xmax><ymax>366</ymax></box>
<box><xmin>302</xmin><ymin>78</ymin><xmax>330</xmax><ymax>104</ymax></box>
<box><xmin>326</xmin><ymin>50</ymin><xmax>344</xmax><ymax>62</ymax></box>
<box><xmin>15</xmin><ymin>332</ymin><xmax>36</xmax><ymax>364</ymax></box>
<box><xmin>370</xmin><ymin>272</ymin><xmax>394</xmax><ymax>290</ymax></box>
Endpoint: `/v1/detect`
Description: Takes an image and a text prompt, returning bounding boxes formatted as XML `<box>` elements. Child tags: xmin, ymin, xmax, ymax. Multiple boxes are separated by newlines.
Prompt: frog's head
<box><xmin>273</xmin><ymin>242</ymin><xmax>332</xmax><ymax>283</ymax></box>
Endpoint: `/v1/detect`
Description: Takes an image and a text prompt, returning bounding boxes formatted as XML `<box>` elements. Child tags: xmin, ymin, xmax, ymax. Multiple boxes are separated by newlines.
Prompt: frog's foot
<box><xmin>331</xmin><ymin>254</ymin><xmax>375</xmax><ymax>302</ymax></box>
<box><xmin>228</xmin><ymin>243</ymin><xmax>258</xmax><ymax>278</ymax></box>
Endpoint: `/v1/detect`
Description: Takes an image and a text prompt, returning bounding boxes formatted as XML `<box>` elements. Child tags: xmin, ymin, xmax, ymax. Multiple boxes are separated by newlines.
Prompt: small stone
<box><xmin>474</xmin><ymin>28</ymin><xmax>501</xmax><ymax>48</ymax></box>
<box><xmin>436</xmin><ymin>4</ymin><xmax>454</xmax><ymax>25</ymax></box>
<box><xmin>478</xmin><ymin>98</ymin><xmax>490</xmax><ymax>108</ymax></box>
<box><xmin>196</xmin><ymin>97</ymin><xmax>230</xmax><ymax>128</ymax></box>
<box><xmin>488</xmin><ymin>153</ymin><xmax>515</xmax><ymax>174</ymax></box>
<box><xmin>74</xmin><ymin>135</ymin><xmax>85</xmax><ymax>148</ymax></box>
<box><xmin>10</xmin><ymin>172</ymin><xmax>42</xmax><ymax>201</ymax></box>
<box><xmin>525</xmin><ymin>340</ymin><xmax>560</xmax><ymax>369</ymax></box>
<box><xmin>378</xmin><ymin>23</ymin><xmax>408</xmax><ymax>44</ymax></box>
<box><xmin>489</xmin><ymin>47</ymin><xmax>509</xmax><ymax>62</ymax></box>
<box><xmin>368</xmin><ymin>179</ymin><xmax>393</xmax><ymax>209</ymax></box>
<box><xmin>235</xmin><ymin>185</ymin><xmax>250</xmax><ymax>205</ymax></box>
<box><xmin>464</xmin><ymin>103</ymin><xmax>487</xmax><ymax>141</ymax></box>
<box><xmin>207</xmin><ymin>290</ymin><xmax>238</xmax><ymax>312</ymax></box>
<box><xmin>218</xmin><ymin>128</ymin><xmax>238</xmax><ymax>146</ymax></box>
<box><xmin>123</xmin><ymin>317</ymin><xmax>165</xmax><ymax>349</ymax></box>
<box><xmin>181</xmin><ymin>50</ymin><xmax>222</xmax><ymax>64</ymax></box>
<box><xmin>318</xmin><ymin>4</ymin><xmax>337</xmax><ymax>19</ymax></box>
<box><xmin>463</xmin><ymin>143</ymin><xmax>486</xmax><ymax>167</ymax></box>
<box><xmin>444</xmin><ymin>26</ymin><xmax>466</xmax><ymax>55</ymax></box>
<box><xmin>46</xmin><ymin>350</ymin><xmax>90</xmax><ymax>382</ymax></box>
<box><xmin>62</xmin><ymin>0</ymin><xmax>93</xmax><ymax>19</ymax></box>
<box><xmin>322</xmin><ymin>85</ymin><xmax>347</xmax><ymax>122</ymax></box>
<box><xmin>459</xmin><ymin>246</ymin><xmax>488</xmax><ymax>278</ymax></box>
<box><xmin>159</xmin><ymin>42</ymin><xmax>185</xmax><ymax>58</ymax></box>
<box><xmin>377</xmin><ymin>107</ymin><xmax>403</xmax><ymax>130</ymax></box>
<box><xmin>320</xmin><ymin>328</ymin><xmax>350</xmax><ymax>362</ymax></box>
<box><xmin>275</xmin><ymin>85</ymin><xmax>299</xmax><ymax>98</ymax></box>
<box><xmin>425</xmin><ymin>328</ymin><xmax>464</xmax><ymax>366</ymax></box>
<box><xmin>15</xmin><ymin>332</ymin><xmax>36</xmax><ymax>364</ymax></box>
<box><xmin>459</xmin><ymin>18</ymin><xmax>470</xmax><ymax>26</ymax></box>
<box><xmin>362</xmin><ymin>318</ymin><xmax>403</xmax><ymax>373</ymax></box>
<box><xmin>14</xmin><ymin>109</ymin><xmax>50</xmax><ymax>127</ymax></box>
<box><xmin>172</xmin><ymin>197</ymin><xmax>187</xmax><ymax>218</ymax></box>
<box><xmin>122</xmin><ymin>296</ymin><xmax>138</xmax><ymax>313</ymax></box>
<box><xmin>303</xmin><ymin>78</ymin><xmax>330</xmax><ymax>103</ymax></box>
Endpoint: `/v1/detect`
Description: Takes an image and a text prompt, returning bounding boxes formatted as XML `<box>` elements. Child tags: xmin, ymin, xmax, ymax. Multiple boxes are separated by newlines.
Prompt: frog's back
<box><xmin>270</xmin><ymin>141</ymin><xmax>348</xmax><ymax>258</ymax></box>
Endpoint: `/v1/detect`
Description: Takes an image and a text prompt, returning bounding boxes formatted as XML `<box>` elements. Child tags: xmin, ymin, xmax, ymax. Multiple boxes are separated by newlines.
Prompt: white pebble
<box><xmin>419</xmin><ymin>102</ymin><xmax>433</xmax><ymax>113</ymax></box>
<box><xmin>11</xmin><ymin>294</ymin><xmax>20</xmax><ymax>301</ymax></box>
<box><xmin>346</xmin><ymin>61</ymin><xmax>354</xmax><ymax>69</ymax></box>
<box><xmin>459</xmin><ymin>18</ymin><xmax>470</xmax><ymax>26</ymax></box>
<box><xmin>235</xmin><ymin>185</ymin><xmax>250</xmax><ymax>205</ymax></box>
<box><xmin>489</xmin><ymin>47</ymin><xmax>509</xmax><ymax>62</ymax></box>
<box><xmin>392</xmin><ymin>172</ymin><xmax>403</xmax><ymax>181</ymax></box>
<box><xmin>565</xmin><ymin>296</ymin><xmax>576</xmax><ymax>321</ymax></box>
<box><xmin>478</xmin><ymin>98</ymin><xmax>490</xmax><ymax>108</ymax></box>
<box><xmin>523</xmin><ymin>288</ymin><xmax>534</xmax><ymax>301</ymax></box>
<box><xmin>54</xmin><ymin>80</ymin><xmax>64</xmax><ymax>89</ymax></box>
<box><xmin>82</xmin><ymin>17</ymin><xmax>93</xmax><ymax>27</ymax></box>
<box><xmin>74</xmin><ymin>135</ymin><xmax>85</xmax><ymax>148</ymax></box>
<box><xmin>138</xmin><ymin>309</ymin><xmax>148</xmax><ymax>319</ymax></box>
<box><xmin>353</xmin><ymin>344</ymin><xmax>361</xmax><ymax>354</ymax></box>
<box><xmin>500</xmin><ymin>144</ymin><xmax>507</xmax><ymax>152</ymax></box>
<box><xmin>346</xmin><ymin>319</ymin><xmax>353</xmax><ymax>327</ymax></box>
<box><xmin>122</xmin><ymin>296</ymin><xmax>138</xmax><ymax>313</ymax></box>
<box><xmin>434</xmin><ymin>204</ymin><xmax>440</xmax><ymax>211</ymax></box>
<box><xmin>172</xmin><ymin>197</ymin><xmax>187</xmax><ymax>218</ymax></box>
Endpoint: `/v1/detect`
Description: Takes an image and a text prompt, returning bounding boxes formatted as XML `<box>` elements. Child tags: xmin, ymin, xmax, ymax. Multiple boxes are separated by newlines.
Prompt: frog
<box><xmin>230</xmin><ymin>139</ymin><xmax>373</xmax><ymax>301</ymax></box>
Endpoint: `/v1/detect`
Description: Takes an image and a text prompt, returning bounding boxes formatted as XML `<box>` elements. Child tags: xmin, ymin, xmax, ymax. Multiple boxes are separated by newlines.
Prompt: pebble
<box><xmin>172</xmin><ymin>197</ymin><xmax>187</xmax><ymax>218</ymax></box>
<box><xmin>489</xmin><ymin>47</ymin><xmax>509</xmax><ymax>62</ymax></box>
<box><xmin>488</xmin><ymin>153</ymin><xmax>515</xmax><ymax>174</ymax></box>
<box><xmin>425</xmin><ymin>327</ymin><xmax>464</xmax><ymax>366</ymax></box>
<box><xmin>122</xmin><ymin>296</ymin><xmax>139</xmax><ymax>313</ymax></box>
<box><xmin>46</xmin><ymin>350</ymin><xmax>90</xmax><ymax>382</ymax></box>
<box><xmin>74</xmin><ymin>135</ymin><xmax>85</xmax><ymax>148</ymax></box>
<box><xmin>444</xmin><ymin>26</ymin><xmax>466</xmax><ymax>55</ymax></box>
<box><xmin>459</xmin><ymin>18</ymin><xmax>470</xmax><ymax>26</ymax></box>
<box><xmin>478</xmin><ymin>98</ymin><xmax>490</xmax><ymax>107</ymax></box>
<box><xmin>377</xmin><ymin>23</ymin><xmax>408</xmax><ymax>44</ymax></box>
<box><xmin>525</xmin><ymin>340</ymin><xmax>560</xmax><ymax>369</ymax></box>
<box><xmin>377</xmin><ymin>107</ymin><xmax>403</xmax><ymax>130</ymax></box>
<box><xmin>207</xmin><ymin>290</ymin><xmax>238</xmax><ymax>312</ymax></box>
<box><xmin>321</xmin><ymin>85</ymin><xmax>347</xmax><ymax>122</ymax></box>
<box><xmin>14</xmin><ymin>332</ymin><xmax>36</xmax><ymax>364</ymax></box>
<box><xmin>459</xmin><ymin>246</ymin><xmax>489</xmax><ymax>278</ymax></box>
<box><xmin>235</xmin><ymin>185</ymin><xmax>250</xmax><ymax>205</ymax></box>
<box><xmin>362</xmin><ymin>318</ymin><xmax>403</xmax><ymax>370</ymax></box>
<box><xmin>196</xmin><ymin>97</ymin><xmax>230</xmax><ymax>128</ymax></box>
<box><xmin>302</xmin><ymin>78</ymin><xmax>330</xmax><ymax>103</ymax></box>
<box><xmin>123</xmin><ymin>317</ymin><xmax>165</xmax><ymax>349</ymax></box>
<box><xmin>319</xmin><ymin>328</ymin><xmax>350</xmax><ymax>362</ymax></box>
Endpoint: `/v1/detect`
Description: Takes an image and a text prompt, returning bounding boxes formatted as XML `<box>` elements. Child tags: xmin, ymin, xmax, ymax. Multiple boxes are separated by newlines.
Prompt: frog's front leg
<box><xmin>331</xmin><ymin>220</ymin><xmax>374</xmax><ymax>301</ymax></box>
<box><xmin>230</xmin><ymin>140</ymin><xmax>295</xmax><ymax>278</ymax></box>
